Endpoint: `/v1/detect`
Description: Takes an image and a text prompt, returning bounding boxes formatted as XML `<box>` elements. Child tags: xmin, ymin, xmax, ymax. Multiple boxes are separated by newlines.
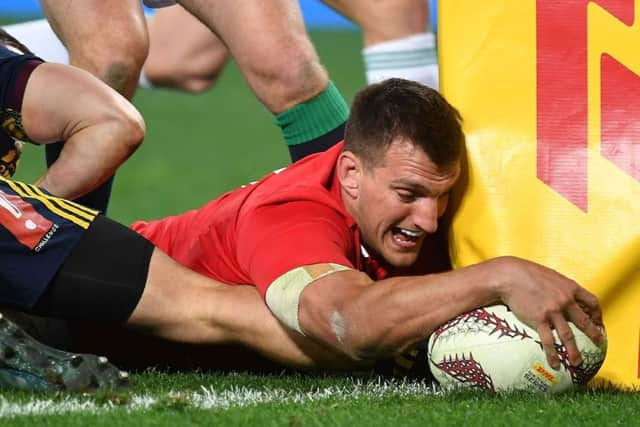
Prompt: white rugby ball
<box><xmin>427</xmin><ymin>305</ymin><xmax>606</xmax><ymax>393</ymax></box>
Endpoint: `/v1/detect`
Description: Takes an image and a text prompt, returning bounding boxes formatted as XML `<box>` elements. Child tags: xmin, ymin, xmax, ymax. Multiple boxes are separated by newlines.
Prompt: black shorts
<box><xmin>0</xmin><ymin>177</ymin><xmax>153</xmax><ymax>322</ymax></box>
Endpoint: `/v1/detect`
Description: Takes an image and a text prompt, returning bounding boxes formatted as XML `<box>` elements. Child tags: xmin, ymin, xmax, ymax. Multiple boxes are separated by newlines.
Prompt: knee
<box><xmin>111</xmin><ymin>103</ymin><xmax>146</xmax><ymax>155</ymax></box>
<box><xmin>178</xmin><ymin>78</ymin><xmax>218</xmax><ymax>94</ymax></box>
<box><xmin>122</xmin><ymin>109</ymin><xmax>146</xmax><ymax>153</ymax></box>
<box><xmin>242</xmin><ymin>40</ymin><xmax>329</xmax><ymax>113</ymax></box>
<box><xmin>70</xmin><ymin>36</ymin><xmax>149</xmax><ymax>97</ymax></box>
<box><xmin>144</xmin><ymin>56</ymin><xmax>224</xmax><ymax>94</ymax></box>
<box><xmin>269</xmin><ymin>51</ymin><xmax>328</xmax><ymax>108</ymax></box>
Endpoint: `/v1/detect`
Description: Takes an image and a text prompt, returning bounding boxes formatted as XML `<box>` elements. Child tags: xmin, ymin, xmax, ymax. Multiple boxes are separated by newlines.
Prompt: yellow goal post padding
<box><xmin>440</xmin><ymin>0</ymin><xmax>640</xmax><ymax>388</ymax></box>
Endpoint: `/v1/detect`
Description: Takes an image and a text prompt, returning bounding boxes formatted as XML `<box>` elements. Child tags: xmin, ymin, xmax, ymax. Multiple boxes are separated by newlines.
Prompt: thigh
<box><xmin>33</xmin><ymin>215</ymin><xmax>153</xmax><ymax>322</ymax></box>
<box><xmin>178</xmin><ymin>0</ymin><xmax>325</xmax><ymax>111</ymax></box>
<box><xmin>178</xmin><ymin>0</ymin><xmax>310</xmax><ymax>53</ymax></box>
<box><xmin>39</xmin><ymin>0</ymin><xmax>148</xmax><ymax>69</ymax></box>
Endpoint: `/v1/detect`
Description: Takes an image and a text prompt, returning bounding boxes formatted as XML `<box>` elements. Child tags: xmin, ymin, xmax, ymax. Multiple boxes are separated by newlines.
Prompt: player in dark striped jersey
<box><xmin>0</xmin><ymin>29</ymin><xmax>144</xmax><ymax>202</ymax></box>
<box><xmin>0</xmin><ymin>28</ymin><xmax>147</xmax><ymax>392</ymax></box>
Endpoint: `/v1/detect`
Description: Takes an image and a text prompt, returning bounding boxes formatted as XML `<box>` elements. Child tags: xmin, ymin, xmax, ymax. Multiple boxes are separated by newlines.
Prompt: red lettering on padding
<box><xmin>536</xmin><ymin>0</ymin><xmax>635</xmax><ymax>211</ymax></box>
<box><xmin>600</xmin><ymin>54</ymin><xmax>640</xmax><ymax>181</ymax></box>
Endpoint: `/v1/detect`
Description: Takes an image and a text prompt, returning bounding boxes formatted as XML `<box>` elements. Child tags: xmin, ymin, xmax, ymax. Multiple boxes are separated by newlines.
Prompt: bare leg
<box><xmin>322</xmin><ymin>0</ymin><xmax>438</xmax><ymax>88</ymax></box>
<box><xmin>177</xmin><ymin>0</ymin><xmax>326</xmax><ymax>112</ymax></box>
<box><xmin>177</xmin><ymin>0</ymin><xmax>348</xmax><ymax>161</ymax></box>
<box><xmin>40</xmin><ymin>0</ymin><xmax>148</xmax><ymax>99</ymax></box>
<box><xmin>28</xmin><ymin>0</ymin><xmax>347</xmax><ymax>162</ymax></box>
<box><xmin>145</xmin><ymin>5</ymin><xmax>229</xmax><ymax>93</ymax></box>
<box><xmin>39</xmin><ymin>0</ymin><xmax>149</xmax><ymax>212</ymax></box>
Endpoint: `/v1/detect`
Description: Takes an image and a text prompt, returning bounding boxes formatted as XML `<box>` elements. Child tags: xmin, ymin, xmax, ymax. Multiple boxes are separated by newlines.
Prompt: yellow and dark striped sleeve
<box><xmin>0</xmin><ymin>176</ymin><xmax>98</xmax><ymax>229</ymax></box>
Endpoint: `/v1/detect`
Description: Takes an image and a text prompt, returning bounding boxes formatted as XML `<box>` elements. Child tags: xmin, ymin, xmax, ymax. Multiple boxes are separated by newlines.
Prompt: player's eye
<box><xmin>396</xmin><ymin>190</ymin><xmax>416</xmax><ymax>202</ymax></box>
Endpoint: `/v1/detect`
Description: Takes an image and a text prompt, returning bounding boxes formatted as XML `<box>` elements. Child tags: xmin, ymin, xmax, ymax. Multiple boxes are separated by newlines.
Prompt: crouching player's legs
<box><xmin>39</xmin><ymin>0</ymin><xmax>149</xmax><ymax>212</ymax></box>
<box><xmin>177</xmin><ymin>0</ymin><xmax>349</xmax><ymax>162</ymax></box>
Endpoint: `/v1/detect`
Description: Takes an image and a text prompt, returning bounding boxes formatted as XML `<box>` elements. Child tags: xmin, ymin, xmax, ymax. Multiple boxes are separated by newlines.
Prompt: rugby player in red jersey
<box><xmin>131</xmin><ymin>78</ymin><xmax>604</xmax><ymax>371</ymax></box>
<box><xmin>0</xmin><ymin>59</ymin><xmax>603</xmax><ymax>391</ymax></box>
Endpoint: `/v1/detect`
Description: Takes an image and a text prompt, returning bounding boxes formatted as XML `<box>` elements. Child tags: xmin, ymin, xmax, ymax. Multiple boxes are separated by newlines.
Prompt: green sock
<box><xmin>275</xmin><ymin>81</ymin><xmax>349</xmax><ymax>162</ymax></box>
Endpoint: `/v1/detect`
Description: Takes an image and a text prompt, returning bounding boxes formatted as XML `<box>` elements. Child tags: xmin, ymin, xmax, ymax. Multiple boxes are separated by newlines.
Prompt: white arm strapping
<box><xmin>265</xmin><ymin>263</ymin><xmax>351</xmax><ymax>334</ymax></box>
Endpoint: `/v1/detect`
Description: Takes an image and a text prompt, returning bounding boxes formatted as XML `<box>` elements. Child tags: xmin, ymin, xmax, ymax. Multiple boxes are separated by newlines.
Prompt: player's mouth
<box><xmin>391</xmin><ymin>227</ymin><xmax>424</xmax><ymax>248</ymax></box>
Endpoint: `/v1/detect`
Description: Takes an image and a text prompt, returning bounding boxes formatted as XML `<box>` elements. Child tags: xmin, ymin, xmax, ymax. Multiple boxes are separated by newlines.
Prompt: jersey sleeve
<box><xmin>0</xmin><ymin>51</ymin><xmax>43</xmax><ymax>177</ymax></box>
<box><xmin>236</xmin><ymin>200</ymin><xmax>354</xmax><ymax>298</ymax></box>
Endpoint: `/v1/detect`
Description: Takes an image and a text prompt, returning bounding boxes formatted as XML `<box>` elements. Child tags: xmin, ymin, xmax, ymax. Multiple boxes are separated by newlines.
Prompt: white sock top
<box><xmin>363</xmin><ymin>32</ymin><xmax>439</xmax><ymax>89</ymax></box>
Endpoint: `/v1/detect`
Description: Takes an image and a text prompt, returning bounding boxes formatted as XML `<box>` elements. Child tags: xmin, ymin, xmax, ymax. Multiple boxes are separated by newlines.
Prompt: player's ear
<box><xmin>337</xmin><ymin>150</ymin><xmax>361</xmax><ymax>199</ymax></box>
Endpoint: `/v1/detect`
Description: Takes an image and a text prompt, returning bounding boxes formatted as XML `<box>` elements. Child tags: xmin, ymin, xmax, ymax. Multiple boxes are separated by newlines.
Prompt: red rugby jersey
<box><xmin>132</xmin><ymin>142</ymin><xmax>451</xmax><ymax>298</ymax></box>
<box><xmin>132</xmin><ymin>143</ymin><xmax>359</xmax><ymax>297</ymax></box>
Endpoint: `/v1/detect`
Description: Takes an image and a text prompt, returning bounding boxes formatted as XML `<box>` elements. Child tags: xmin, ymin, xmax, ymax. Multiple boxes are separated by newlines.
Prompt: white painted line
<box><xmin>0</xmin><ymin>378</ymin><xmax>440</xmax><ymax>418</ymax></box>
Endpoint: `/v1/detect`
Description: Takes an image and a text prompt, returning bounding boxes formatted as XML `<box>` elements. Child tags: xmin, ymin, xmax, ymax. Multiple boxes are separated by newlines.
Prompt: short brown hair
<box><xmin>344</xmin><ymin>78</ymin><xmax>464</xmax><ymax>169</ymax></box>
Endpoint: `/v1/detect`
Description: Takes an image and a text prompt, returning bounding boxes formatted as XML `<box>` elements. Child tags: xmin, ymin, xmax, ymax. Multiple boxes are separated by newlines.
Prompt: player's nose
<box><xmin>412</xmin><ymin>197</ymin><xmax>439</xmax><ymax>233</ymax></box>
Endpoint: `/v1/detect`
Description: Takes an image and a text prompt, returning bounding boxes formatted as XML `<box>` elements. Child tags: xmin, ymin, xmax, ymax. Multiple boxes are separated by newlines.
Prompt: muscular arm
<box><xmin>297</xmin><ymin>256</ymin><xmax>604</xmax><ymax>369</ymax></box>
<box><xmin>128</xmin><ymin>248</ymin><xmax>363</xmax><ymax>371</ymax></box>
<box><xmin>21</xmin><ymin>63</ymin><xmax>144</xmax><ymax>200</ymax></box>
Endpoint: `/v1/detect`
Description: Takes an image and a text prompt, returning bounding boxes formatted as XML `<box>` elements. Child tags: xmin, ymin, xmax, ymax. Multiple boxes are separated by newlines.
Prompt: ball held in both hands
<box><xmin>427</xmin><ymin>304</ymin><xmax>607</xmax><ymax>393</ymax></box>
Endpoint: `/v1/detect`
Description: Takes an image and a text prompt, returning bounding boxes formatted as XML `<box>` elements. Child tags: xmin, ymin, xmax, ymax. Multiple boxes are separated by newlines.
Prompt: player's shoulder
<box><xmin>242</xmin><ymin>197</ymin><xmax>351</xmax><ymax>235</ymax></box>
<box><xmin>237</xmin><ymin>186</ymin><xmax>354</xmax><ymax>254</ymax></box>
<box><xmin>249</xmin><ymin>148</ymin><xmax>345</xmax><ymax>210</ymax></box>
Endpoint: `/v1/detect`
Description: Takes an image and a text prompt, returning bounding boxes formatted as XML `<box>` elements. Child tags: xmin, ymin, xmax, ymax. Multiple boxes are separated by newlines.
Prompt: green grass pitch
<box><xmin>3</xmin><ymin>29</ymin><xmax>640</xmax><ymax>424</ymax></box>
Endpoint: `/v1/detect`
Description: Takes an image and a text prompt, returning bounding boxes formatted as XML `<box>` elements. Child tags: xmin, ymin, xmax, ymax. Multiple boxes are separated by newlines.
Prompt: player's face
<box><xmin>355</xmin><ymin>140</ymin><xmax>460</xmax><ymax>268</ymax></box>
